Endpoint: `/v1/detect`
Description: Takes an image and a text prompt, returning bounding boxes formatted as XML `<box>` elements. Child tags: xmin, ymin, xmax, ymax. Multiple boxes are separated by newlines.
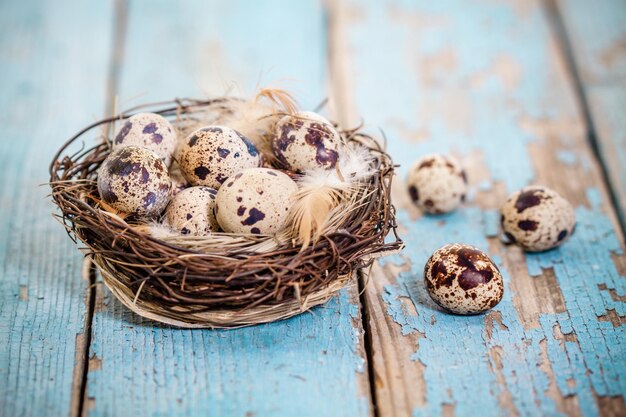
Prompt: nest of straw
<box><xmin>49</xmin><ymin>96</ymin><xmax>402</xmax><ymax>328</ymax></box>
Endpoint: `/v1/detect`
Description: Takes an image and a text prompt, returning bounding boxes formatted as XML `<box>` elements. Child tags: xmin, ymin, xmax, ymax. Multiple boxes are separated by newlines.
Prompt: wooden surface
<box><xmin>0</xmin><ymin>0</ymin><xmax>624</xmax><ymax>416</ymax></box>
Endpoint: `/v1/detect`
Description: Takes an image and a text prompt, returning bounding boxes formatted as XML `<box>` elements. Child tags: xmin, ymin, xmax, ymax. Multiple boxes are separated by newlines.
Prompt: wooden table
<box><xmin>1</xmin><ymin>1</ymin><xmax>625</xmax><ymax>416</ymax></box>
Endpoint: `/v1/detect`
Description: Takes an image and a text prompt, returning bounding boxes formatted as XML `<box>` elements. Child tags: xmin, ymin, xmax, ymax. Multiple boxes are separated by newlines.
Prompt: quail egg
<box><xmin>165</xmin><ymin>186</ymin><xmax>218</xmax><ymax>236</ymax></box>
<box><xmin>178</xmin><ymin>126</ymin><xmax>261</xmax><ymax>189</ymax></box>
<box><xmin>500</xmin><ymin>185</ymin><xmax>576</xmax><ymax>252</ymax></box>
<box><xmin>407</xmin><ymin>154</ymin><xmax>467</xmax><ymax>214</ymax></box>
<box><xmin>273</xmin><ymin>111</ymin><xmax>341</xmax><ymax>172</ymax></box>
<box><xmin>424</xmin><ymin>243</ymin><xmax>504</xmax><ymax>315</ymax></box>
<box><xmin>97</xmin><ymin>146</ymin><xmax>171</xmax><ymax>217</ymax></box>
<box><xmin>113</xmin><ymin>113</ymin><xmax>177</xmax><ymax>166</ymax></box>
<box><xmin>215</xmin><ymin>168</ymin><xmax>298</xmax><ymax>235</ymax></box>
<box><xmin>169</xmin><ymin>161</ymin><xmax>189</xmax><ymax>196</ymax></box>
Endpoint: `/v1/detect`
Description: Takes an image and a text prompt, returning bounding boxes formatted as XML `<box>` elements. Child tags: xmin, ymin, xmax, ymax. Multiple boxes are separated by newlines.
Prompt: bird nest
<box><xmin>49</xmin><ymin>96</ymin><xmax>402</xmax><ymax>328</ymax></box>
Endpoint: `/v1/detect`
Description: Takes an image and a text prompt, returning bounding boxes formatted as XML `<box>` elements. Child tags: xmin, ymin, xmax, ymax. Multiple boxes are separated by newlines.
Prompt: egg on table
<box><xmin>178</xmin><ymin>126</ymin><xmax>262</xmax><ymax>189</ymax></box>
<box><xmin>424</xmin><ymin>243</ymin><xmax>504</xmax><ymax>315</ymax></box>
<box><xmin>500</xmin><ymin>185</ymin><xmax>576</xmax><ymax>252</ymax></box>
<box><xmin>165</xmin><ymin>186</ymin><xmax>218</xmax><ymax>236</ymax></box>
<box><xmin>407</xmin><ymin>154</ymin><xmax>467</xmax><ymax>214</ymax></box>
<box><xmin>97</xmin><ymin>146</ymin><xmax>171</xmax><ymax>217</ymax></box>
<box><xmin>113</xmin><ymin>112</ymin><xmax>177</xmax><ymax>166</ymax></box>
<box><xmin>215</xmin><ymin>168</ymin><xmax>298</xmax><ymax>235</ymax></box>
<box><xmin>273</xmin><ymin>111</ymin><xmax>341</xmax><ymax>172</ymax></box>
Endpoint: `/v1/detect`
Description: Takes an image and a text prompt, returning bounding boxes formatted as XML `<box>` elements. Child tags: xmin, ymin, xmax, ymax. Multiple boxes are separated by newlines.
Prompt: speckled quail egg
<box><xmin>113</xmin><ymin>113</ymin><xmax>177</xmax><ymax>166</ymax></box>
<box><xmin>407</xmin><ymin>154</ymin><xmax>468</xmax><ymax>214</ymax></box>
<box><xmin>215</xmin><ymin>168</ymin><xmax>298</xmax><ymax>235</ymax></box>
<box><xmin>169</xmin><ymin>162</ymin><xmax>189</xmax><ymax>196</ymax></box>
<box><xmin>500</xmin><ymin>186</ymin><xmax>576</xmax><ymax>252</ymax></box>
<box><xmin>273</xmin><ymin>111</ymin><xmax>342</xmax><ymax>172</ymax></box>
<box><xmin>424</xmin><ymin>243</ymin><xmax>504</xmax><ymax>315</ymax></box>
<box><xmin>97</xmin><ymin>146</ymin><xmax>171</xmax><ymax>217</ymax></box>
<box><xmin>165</xmin><ymin>186</ymin><xmax>218</xmax><ymax>236</ymax></box>
<box><xmin>178</xmin><ymin>126</ymin><xmax>262</xmax><ymax>189</ymax></box>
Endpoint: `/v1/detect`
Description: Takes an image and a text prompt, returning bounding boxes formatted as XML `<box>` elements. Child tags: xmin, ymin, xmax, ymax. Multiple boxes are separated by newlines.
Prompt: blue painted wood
<box><xmin>0</xmin><ymin>0</ymin><xmax>113</xmax><ymax>416</ymax></box>
<box><xmin>558</xmin><ymin>0</ymin><xmax>626</xmax><ymax>229</ymax></box>
<box><xmin>342</xmin><ymin>0</ymin><xmax>626</xmax><ymax>415</ymax></box>
<box><xmin>84</xmin><ymin>1</ymin><xmax>371</xmax><ymax>417</ymax></box>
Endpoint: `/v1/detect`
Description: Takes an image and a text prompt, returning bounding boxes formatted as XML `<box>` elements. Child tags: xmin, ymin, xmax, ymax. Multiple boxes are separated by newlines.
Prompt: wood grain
<box><xmin>82</xmin><ymin>1</ymin><xmax>372</xmax><ymax>416</ymax></box>
<box><xmin>331</xmin><ymin>0</ymin><xmax>626</xmax><ymax>415</ymax></box>
<box><xmin>0</xmin><ymin>0</ymin><xmax>113</xmax><ymax>416</ymax></box>
<box><xmin>557</xmin><ymin>0</ymin><xmax>626</xmax><ymax>231</ymax></box>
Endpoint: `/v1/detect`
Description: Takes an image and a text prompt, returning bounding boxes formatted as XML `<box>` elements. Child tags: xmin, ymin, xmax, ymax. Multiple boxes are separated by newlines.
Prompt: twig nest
<box><xmin>97</xmin><ymin>146</ymin><xmax>171</xmax><ymax>216</ymax></box>
<box><xmin>178</xmin><ymin>126</ymin><xmax>261</xmax><ymax>189</ymax></box>
<box><xmin>215</xmin><ymin>168</ymin><xmax>298</xmax><ymax>234</ymax></box>
<box><xmin>113</xmin><ymin>113</ymin><xmax>177</xmax><ymax>166</ymax></box>
<box><xmin>424</xmin><ymin>243</ymin><xmax>504</xmax><ymax>315</ymax></box>
<box><xmin>500</xmin><ymin>185</ymin><xmax>576</xmax><ymax>252</ymax></box>
<box><xmin>165</xmin><ymin>186</ymin><xmax>218</xmax><ymax>236</ymax></box>
<box><xmin>273</xmin><ymin>111</ymin><xmax>341</xmax><ymax>172</ymax></box>
<box><xmin>407</xmin><ymin>154</ymin><xmax>467</xmax><ymax>214</ymax></box>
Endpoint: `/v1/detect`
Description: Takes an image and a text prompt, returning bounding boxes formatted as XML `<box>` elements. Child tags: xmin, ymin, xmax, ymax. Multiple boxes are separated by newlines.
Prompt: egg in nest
<box><xmin>407</xmin><ymin>154</ymin><xmax>467</xmax><ymax>214</ymax></box>
<box><xmin>178</xmin><ymin>126</ymin><xmax>261</xmax><ymax>189</ymax></box>
<box><xmin>424</xmin><ymin>243</ymin><xmax>504</xmax><ymax>315</ymax></box>
<box><xmin>500</xmin><ymin>185</ymin><xmax>575</xmax><ymax>252</ymax></box>
<box><xmin>165</xmin><ymin>186</ymin><xmax>218</xmax><ymax>236</ymax></box>
<box><xmin>113</xmin><ymin>113</ymin><xmax>177</xmax><ymax>166</ymax></box>
<box><xmin>273</xmin><ymin>111</ymin><xmax>341</xmax><ymax>172</ymax></box>
<box><xmin>97</xmin><ymin>146</ymin><xmax>171</xmax><ymax>217</ymax></box>
<box><xmin>215</xmin><ymin>168</ymin><xmax>298</xmax><ymax>235</ymax></box>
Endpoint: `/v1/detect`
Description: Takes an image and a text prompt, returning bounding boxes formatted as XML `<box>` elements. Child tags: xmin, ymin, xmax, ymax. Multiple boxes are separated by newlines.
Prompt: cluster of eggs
<box><xmin>407</xmin><ymin>154</ymin><xmax>577</xmax><ymax>315</ymax></box>
<box><xmin>97</xmin><ymin>111</ymin><xmax>342</xmax><ymax>236</ymax></box>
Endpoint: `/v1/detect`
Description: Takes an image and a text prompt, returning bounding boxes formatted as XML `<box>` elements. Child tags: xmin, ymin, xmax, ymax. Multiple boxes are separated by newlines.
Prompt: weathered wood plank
<box><xmin>557</xmin><ymin>0</ymin><xmax>626</xmax><ymax>230</ymax></box>
<box><xmin>332</xmin><ymin>0</ymin><xmax>626</xmax><ymax>415</ymax></box>
<box><xmin>83</xmin><ymin>1</ymin><xmax>372</xmax><ymax>416</ymax></box>
<box><xmin>0</xmin><ymin>0</ymin><xmax>113</xmax><ymax>416</ymax></box>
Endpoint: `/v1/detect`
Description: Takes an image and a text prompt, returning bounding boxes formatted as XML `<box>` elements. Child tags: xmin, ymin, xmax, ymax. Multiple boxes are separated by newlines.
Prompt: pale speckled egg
<box><xmin>500</xmin><ymin>186</ymin><xmax>576</xmax><ymax>252</ymax></box>
<box><xmin>113</xmin><ymin>113</ymin><xmax>177</xmax><ymax>166</ymax></box>
<box><xmin>169</xmin><ymin>162</ymin><xmax>189</xmax><ymax>196</ymax></box>
<box><xmin>215</xmin><ymin>168</ymin><xmax>298</xmax><ymax>235</ymax></box>
<box><xmin>165</xmin><ymin>186</ymin><xmax>218</xmax><ymax>236</ymax></box>
<box><xmin>424</xmin><ymin>243</ymin><xmax>504</xmax><ymax>315</ymax></box>
<box><xmin>273</xmin><ymin>111</ymin><xmax>341</xmax><ymax>172</ymax></box>
<box><xmin>178</xmin><ymin>126</ymin><xmax>261</xmax><ymax>189</ymax></box>
<box><xmin>407</xmin><ymin>154</ymin><xmax>467</xmax><ymax>214</ymax></box>
<box><xmin>97</xmin><ymin>146</ymin><xmax>171</xmax><ymax>217</ymax></box>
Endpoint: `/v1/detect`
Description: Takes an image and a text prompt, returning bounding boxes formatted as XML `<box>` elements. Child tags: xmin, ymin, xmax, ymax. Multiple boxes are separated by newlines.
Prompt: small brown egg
<box><xmin>215</xmin><ymin>168</ymin><xmax>298</xmax><ymax>235</ymax></box>
<box><xmin>178</xmin><ymin>126</ymin><xmax>261</xmax><ymax>189</ymax></box>
<box><xmin>113</xmin><ymin>113</ymin><xmax>177</xmax><ymax>166</ymax></box>
<box><xmin>273</xmin><ymin>111</ymin><xmax>341</xmax><ymax>172</ymax></box>
<box><xmin>424</xmin><ymin>243</ymin><xmax>504</xmax><ymax>315</ymax></box>
<box><xmin>407</xmin><ymin>154</ymin><xmax>467</xmax><ymax>214</ymax></box>
<box><xmin>165</xmin><ymin>186</ymin><xmax>218</xmax><ymax>236</ymax></box>
<box><xmin>500</xmin><ymin>186</ymin><xmax>576</xmax><ymax>252</ymax></box>
<box><xmin>97</xmin><ymin>146</ymin><xmax>171</xmax><ymax>217</ymax></box>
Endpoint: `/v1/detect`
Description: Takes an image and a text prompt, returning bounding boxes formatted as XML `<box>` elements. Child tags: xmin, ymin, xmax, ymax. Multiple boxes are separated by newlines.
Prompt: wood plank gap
<box><xmin>104</xmin><ymin>0</ymin><xmax>129</xmax><ymax>122</ymax></box>
<box><xmin>544</xmin><ymin>0</ymin><xmax>626</xmax><ymax>237</ymax></box>
<box><xmin>72</xmin><ymin>260</ymin><xmax>97</xmax><ymax>417</ymax></box>
<box><xmin>358</xmin><ymin>269</ymin><xmax>381</xmax><ymax>417</ymax></box>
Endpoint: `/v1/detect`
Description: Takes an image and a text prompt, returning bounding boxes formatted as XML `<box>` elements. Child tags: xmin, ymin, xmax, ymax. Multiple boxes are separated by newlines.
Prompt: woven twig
<box><xmin>49</xmin><ymin>97</ymin><xmax>402</xmax><ymax>328</ymax></box>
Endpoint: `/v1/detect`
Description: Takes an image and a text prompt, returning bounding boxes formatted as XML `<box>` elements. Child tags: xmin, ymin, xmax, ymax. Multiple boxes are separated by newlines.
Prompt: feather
<box><xmin>285</xmin><ymin>142</ymin><xmax>377</xmax><ymax>249</ymax></box>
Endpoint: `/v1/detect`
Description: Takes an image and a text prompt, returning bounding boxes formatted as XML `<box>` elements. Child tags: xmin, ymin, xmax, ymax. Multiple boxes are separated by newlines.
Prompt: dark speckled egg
<box><xmin>97</xmin><ymin>146</ymin><xmax>171</xmax><ymax>217</ymax></box>
<box><xmin>407</xmin><ymin>154</ymin><xmax>467</xmax><ymax>214</ymax></box>
<box><xmin>113</xmin><ymin>113</ymin><xmax>177</xmax><ymax>167</ymax></box>
<box><xmin>165</xmin><ymin>186</ymin><xmax>218</xmax><ymax>236</ymax></box>
<box><xmin>215</xmin><ymin>168</ymin><xmax>298</xmax><ymax>235</ymax></box>
<box><xmin>500</xmin><ymin>186</ymin><xmax>575</xmax><ymax>252</ymax></box>
<box><xmin>178</xmin><ymin>126</ymin><xmax>261</xmax><ymax>189</ymax></box>
<box><xmin>424</xmin><ymin>243</ymin><xmax>504</xmax><ymax>315</ymax></box>
<box><xmin>272</xmin><ymin>111</ymin><xmax>341</xmax><ymax>172</ymax></box>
